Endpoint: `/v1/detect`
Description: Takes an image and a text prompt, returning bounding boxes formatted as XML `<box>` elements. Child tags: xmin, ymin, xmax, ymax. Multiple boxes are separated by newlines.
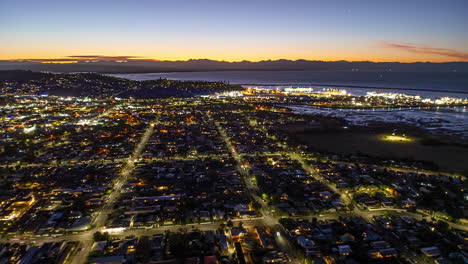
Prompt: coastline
<box><xmin>285</xmin><ymin>104</ymin><xmax>468</xmax><ymax>140</ymax></box>
<box><xmin>239</xmin><ymin>83</ymin><xmax>468</xmax><ymax>95</ymax></box>
<box><xmin>107</xmin><ymin>71</ymin><xmax>468</xmax><ymax>96</ymax></box>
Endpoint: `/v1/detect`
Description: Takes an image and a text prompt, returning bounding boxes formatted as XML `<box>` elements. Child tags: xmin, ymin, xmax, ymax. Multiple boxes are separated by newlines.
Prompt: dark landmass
<box><xmin>0</xmin><ymin>70</ymin><xmax>242</xmax><ymax>98</ymax></box>
<box><xmin>293</xmin><ymin>130</ymin><xmax>468</xmax><ymax>174</ymax></box>
<box><xmin>1</xmin><ymin>59</ymin><xmax>467</xmax><ymax>73</ymax></box>
<box><xmin>285</xmin><ymin>120</ymin><xmax>468</xmax><ymax>174</ymax></box>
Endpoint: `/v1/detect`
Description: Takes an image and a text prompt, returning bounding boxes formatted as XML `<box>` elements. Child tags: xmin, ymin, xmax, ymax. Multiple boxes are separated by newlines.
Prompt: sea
<box><xmin>109</xmin><ymin>71</ymin><xmax>468</xmax><ymax>137</ymax></box>
<box><xmin>110</xmin><ymin>70</ymin><xmax>468</xmax><ymax>98</ymax></box>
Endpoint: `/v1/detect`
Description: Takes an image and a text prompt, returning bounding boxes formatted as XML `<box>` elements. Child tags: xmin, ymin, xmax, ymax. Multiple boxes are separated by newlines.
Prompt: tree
<box><xmin>227</xmin><ymin>220</ymin><xmax>233</xmax><ymax>228</ymax></box>
<box><xmin>436</xmin><ymin>220</ymin><xmax>449</xmax><ymax>233</ymax></box>
<box><xmin>251</xmin><ymin>201</ymin><xmax>261</xmax><ymax>211</ymax></box>
<box><xmin>93</xmin><ymin>231</ymin><xmax>109</xmax><ymax>242</ymax></box>
<box><xmin>311</xmin><ymin>217</ymin><xmax>318</xmax><ymax>225</ymax></box>
<box><xmin>219</xmin><ymin>223</ymin><xmax>226</xmax><ymax>231</ymax></box>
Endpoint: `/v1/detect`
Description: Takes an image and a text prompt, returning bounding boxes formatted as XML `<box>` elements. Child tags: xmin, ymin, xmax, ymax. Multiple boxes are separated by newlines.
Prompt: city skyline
<box><xmin>1</xmin><ymin>1</ymin><xmax>468</xmax><ymax>263</ymax></box>
<box><xmin>1</xmin><ymin>0</ymin><xmax>467</xmax><ymax>63</ymax></box>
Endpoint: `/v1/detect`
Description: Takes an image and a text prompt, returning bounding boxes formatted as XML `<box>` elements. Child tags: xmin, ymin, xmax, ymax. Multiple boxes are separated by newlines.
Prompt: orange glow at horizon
<box><xmin>2</xmin><ymin>1</ymin><xmax>467</xmax><ymax>65</ymax></box>
<box><xmin>3</xmin><ymin>54</ymin><xmax>465</xmax><ymax>63</ymax></box>
<box><xmin>41</xmin><ymin>61</ymin><xmax>80</xmax><ymax>64</ymax></box>
<box><xmin>2</xmin><ymin>42</ymin><xmax>467</xmax><ymax>63</ymax></box>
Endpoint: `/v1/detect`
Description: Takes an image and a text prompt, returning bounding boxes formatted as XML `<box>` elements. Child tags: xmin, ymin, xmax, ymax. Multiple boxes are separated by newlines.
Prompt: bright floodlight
<box><xmin>382</xmin><ymin>135</ymin><xmax>413</xmax><ymax>142</ymax></box>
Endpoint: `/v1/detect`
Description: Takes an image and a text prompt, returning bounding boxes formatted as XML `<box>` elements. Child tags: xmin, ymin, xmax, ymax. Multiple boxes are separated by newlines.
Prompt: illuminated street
<box><xmin>0</xmin><ymin>95</ymin><xmax>466</xmax><ymax>264</ymax></box>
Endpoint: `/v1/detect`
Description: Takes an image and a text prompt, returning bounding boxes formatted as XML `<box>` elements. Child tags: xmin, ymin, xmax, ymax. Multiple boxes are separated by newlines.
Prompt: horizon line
<box><xmin>2</xmin><ymin>58</ymin><xmax>468</xmax><ymax>64</ymax></box>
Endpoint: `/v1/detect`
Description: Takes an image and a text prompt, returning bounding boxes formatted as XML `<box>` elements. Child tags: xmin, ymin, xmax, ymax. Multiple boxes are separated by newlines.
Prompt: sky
<box><xmin>0</xmin><ymin>0</ymin><xmax>467</xmax><ymax>63</ymax></box>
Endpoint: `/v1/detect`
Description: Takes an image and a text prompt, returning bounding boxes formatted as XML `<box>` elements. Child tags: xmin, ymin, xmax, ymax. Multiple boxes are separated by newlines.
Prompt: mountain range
<box><xmin>1</xmin><ymin>59</ymin><xmax>467</xmax><ymax>73</ymax></box>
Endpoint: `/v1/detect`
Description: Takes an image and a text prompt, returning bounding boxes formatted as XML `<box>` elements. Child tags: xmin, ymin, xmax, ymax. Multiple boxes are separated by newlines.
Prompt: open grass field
<box><xmin>294</xmin><ymin>130</ymin><xmax>468</xmax><ymax>174</ymax></box>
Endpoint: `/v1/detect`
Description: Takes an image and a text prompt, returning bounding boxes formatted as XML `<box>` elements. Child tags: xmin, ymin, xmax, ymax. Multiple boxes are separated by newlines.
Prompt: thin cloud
<box><xmin>15</xmin><ymin>58</ymin><xmax>78</xmax><ymax>62</ymax></box>
<box><xmin>67</xmin><ymin>55</ymin><xmax>146</xmax><ymax>61</ymax></box>
<box><xmin>11</xmin><ymin>55</ymin><xmax>156</xmax><ymax>63</ymax></box>
<box><xmin>378</xmin><ymin>41</ymin><xmax>468</xmax><ymax>61</ymax></box>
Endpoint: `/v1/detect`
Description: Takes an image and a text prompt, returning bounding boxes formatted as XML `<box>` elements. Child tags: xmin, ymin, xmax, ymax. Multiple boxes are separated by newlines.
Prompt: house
<box><xmin>218</xmin><ymin>233</ymin><xmax>229</xmax><ymax>252</ymax></box>
<box><xmin>421</xmin><ymin>246</ymin><xmax>441</xmax><ymax>257</ymax></box>
<box><xmin>234</xmin><ymin>242</ymin><xmax>246</xmax><ymax>264</ymax></box>
<box><xmin>379</xmin><ymin>248</ymin><xmax>398</xmax><ymax>258</ymax></box>
<box><xmin>262</xmin><ymin>251</ymin><xmax>287</xmax><ymax>263</ymax></box>
<box><xmin>203</xmin><ymin>256</ymin><xmax>218</xmax><ymax>264</ymax></box>
<box><xmin>370</xmin><ymin>241</ymin><xmax>390</xmax><ymax>250</ymax></box>
<box><xmin>90</xmin><ymin>255</ymin><xmax>126</xmax><ymax>264</ymax></box>
<box><xmin>337</xmin><ymin>245</ymin><xmax>352</xmax><ymax>256</ymax></box>
<box><xmin>255</xmin><ymin>227</ymin><xmax>274</xmax><ymax>249</ymax></box>
<box><xmin>92</xmin><ymin>241</ymin><xmax>108</xmax><ymax>252</ymax></box>
<box><xmin>297</xmin><ymin>236</ymin><xmax>316</xmax><ymax>254</ymax></box>
<box><xmin>231</xmin><ymin>228</ymin><xmax>247</xmax><ymax>238</ymax></box>
<box><xmin>319</xmin><ymin>192</ymin><xmax>333</xmax><ymax>199</ymax></box>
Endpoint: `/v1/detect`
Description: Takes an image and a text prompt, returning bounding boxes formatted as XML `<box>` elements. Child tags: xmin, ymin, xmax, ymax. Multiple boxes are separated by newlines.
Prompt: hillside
<box><xmin>0</xmin><ymin>70</ymin><xmax>243</xmax><ymax>98</ymax></box>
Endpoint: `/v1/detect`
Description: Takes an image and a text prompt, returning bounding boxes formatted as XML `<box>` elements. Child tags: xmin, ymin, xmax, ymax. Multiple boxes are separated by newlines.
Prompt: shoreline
<box><xmin>106</xmin><ymin>72</ymin><xmax>468</xmax><ymax>96</ymax></box>
<box><xmin>284</xmin><ymin>104</ymin><xmax>468</xmax><ymax>141</ymax></box>
<box><xmin>238</xmin><ymin>83</ymin><xmax>468</xmax><ymax>95</ymax></box>
<box><xmin>306</xmin><ymin>104</ymin><xmax>468</xmax><ymax>110</ymax></box>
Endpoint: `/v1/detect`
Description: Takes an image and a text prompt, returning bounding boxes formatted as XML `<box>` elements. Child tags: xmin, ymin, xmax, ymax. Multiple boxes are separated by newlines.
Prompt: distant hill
<box><xmin>1</xmin><ymin>59</ymin><xmax>467</xmax><ymax>73</ymax></box>
<box><xmin>0</xmin><ymin>70</ymin><xmax>242</xmax><ymax>98</ymax></box>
